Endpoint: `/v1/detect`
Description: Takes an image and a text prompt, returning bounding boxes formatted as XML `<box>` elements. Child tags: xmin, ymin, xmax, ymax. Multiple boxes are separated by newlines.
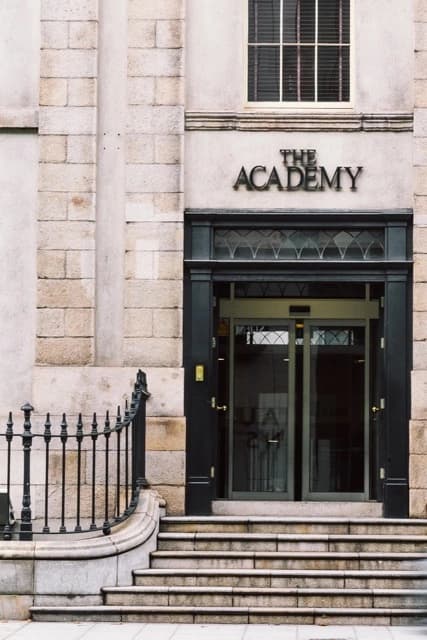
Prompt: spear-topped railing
<box><xmin>1</xmin><ymin>370</ymin><xmax>149</xmax><ymax>541</ymax></box>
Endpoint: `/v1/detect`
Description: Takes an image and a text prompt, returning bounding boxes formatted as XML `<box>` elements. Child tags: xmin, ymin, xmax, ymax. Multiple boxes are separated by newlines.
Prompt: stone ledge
<box><xmin>185</xmin><ymin>111</ymin><xmax>414</xmax><ymax>133</ymax></box>
<box><xmin>0</xmin><ymin>108</ymin><xmax>38</xmax><ymax>129</ymax></box>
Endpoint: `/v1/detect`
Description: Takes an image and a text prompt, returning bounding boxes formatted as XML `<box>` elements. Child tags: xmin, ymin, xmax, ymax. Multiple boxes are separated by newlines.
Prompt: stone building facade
<box><xmin>0</xmin><ymin>0</ymin><xmax>426</xmax><ymax>519</ymax></box>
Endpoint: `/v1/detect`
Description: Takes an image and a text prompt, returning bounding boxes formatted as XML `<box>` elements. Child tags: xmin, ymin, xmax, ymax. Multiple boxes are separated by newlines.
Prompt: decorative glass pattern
<box><xmin>311</xmin><ymin>328</ymin><xmax>354</xmax><ymax>346</ymax></box>
<box><xmin>214</xmin><ymin>229</ymin><xmax>385</xmax><ymax>261</ymax></box>
<box><xmin>236</xmin><ymin>325</ymin><xmax>290</xmax><ymax>345</ymax></box>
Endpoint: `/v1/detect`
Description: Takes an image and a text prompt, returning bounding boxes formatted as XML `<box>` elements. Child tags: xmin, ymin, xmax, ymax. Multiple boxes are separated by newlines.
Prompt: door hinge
<box><xmin>380</xmin><ymin>467</ymin><xmax>385</xmax><ymax>480</ymax></box>
<box><xmin>213</xmin><ymin>296</ymin><xmax>217</xmax><ymax>308</ymax></box>
<box><xmin>211</xmin><ymin>396</ymin><xmax>216</xmax><ymax>409</ymax></box>
<box><xmin>210</xmin><ymin>466</ymin><xmax>215</xmax><ymax>479</ymax></box>
<box><xmin>380</xmin><ymin>296</ymin><xmax>384</xmax><ymax>309</ymax></box>
<box><xmin>380</xmin><ymin>397</ymin><xmax>385</xmax><ymax>410</ymax></box>
<box><xmin>212</xmin><ymin>336</ymin><xmax>216</xmax><ymax>349</ymax></box>
<box><xmin>380</xmin><ymin>337</ymin><xmax>384</xmax><ymax>349</ymax></box>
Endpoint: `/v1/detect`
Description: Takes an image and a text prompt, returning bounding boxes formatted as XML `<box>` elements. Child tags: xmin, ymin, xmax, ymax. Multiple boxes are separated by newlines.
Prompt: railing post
<box><xmin>20</xmin><ymin>403</ymin><xmax>34</xmax><ymax>541</ymax></box>
<box><xmin>133</xmin><ymin>370</ymin><xmax>150</xmax><ymax>494</ymax></box>
<box><xmin>3</xmin><ymin>412</ymin><xmax>13</xmax><ymax>541</ymax></box>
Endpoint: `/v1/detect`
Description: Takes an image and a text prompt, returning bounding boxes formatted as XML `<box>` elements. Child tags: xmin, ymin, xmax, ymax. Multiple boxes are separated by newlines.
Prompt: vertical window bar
<box><xmin>297</xmin><ymin>0</ymin><xmax>301</xmax><ymax>101</ymax></box>
<box><xmin>339</xmin><ymin>0</ymin><xmax>343</xmax><ymax>101</ymax></box>
<box><xmin>279</xmin><ymin>0</ymin><xmax>283</xmax><ymax>101</ymax></box>
<box><xmin>314</xmin><ymin>0</ymin><xmax>318</xmax><ymax>101</ymax></box>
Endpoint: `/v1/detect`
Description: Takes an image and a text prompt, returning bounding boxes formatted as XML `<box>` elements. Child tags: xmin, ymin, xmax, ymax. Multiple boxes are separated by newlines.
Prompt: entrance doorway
<box><xmin>215</xmin><ymin>291</ymin><xmax>380</xmax><ymax>502</ymax></box>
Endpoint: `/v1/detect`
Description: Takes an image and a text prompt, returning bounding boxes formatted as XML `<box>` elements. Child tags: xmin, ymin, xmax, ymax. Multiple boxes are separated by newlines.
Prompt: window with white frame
<box><xmin>248</xmin><ymin>0</ymin><xmax>350</xmax><ymax>104</ymax></box>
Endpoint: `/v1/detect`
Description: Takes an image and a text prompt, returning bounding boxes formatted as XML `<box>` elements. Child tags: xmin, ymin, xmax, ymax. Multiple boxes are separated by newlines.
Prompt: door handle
<box><xmin>216</xmin><ymin>405</ymin><xmax>228</xmax><ymax>412</ymax></box>
<box><xmin>371</xmin><ymin>406</ymin><xmax>381</xmax><ymax>414</ymax></box>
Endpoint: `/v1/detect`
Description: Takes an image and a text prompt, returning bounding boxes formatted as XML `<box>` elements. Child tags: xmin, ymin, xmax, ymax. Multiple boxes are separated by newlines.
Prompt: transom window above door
<box><xmin>248</xmin><ymin>0</ymin><xmax>351</xmax><ymax>104</ymax></box>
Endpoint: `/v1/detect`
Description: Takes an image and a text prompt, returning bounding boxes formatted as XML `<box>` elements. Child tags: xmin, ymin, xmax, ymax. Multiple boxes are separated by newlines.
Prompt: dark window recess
<box><xmin>248</xmin><ymin>0</ymin><xmax>350</xmax><ymax>103</ymax></box>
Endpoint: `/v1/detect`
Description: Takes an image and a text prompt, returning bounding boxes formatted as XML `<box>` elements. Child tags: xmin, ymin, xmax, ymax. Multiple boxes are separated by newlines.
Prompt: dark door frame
<box><xmin>183</xmin><ymin>209</ymin><xmax>412</xmax><ymax>517</ymax></box>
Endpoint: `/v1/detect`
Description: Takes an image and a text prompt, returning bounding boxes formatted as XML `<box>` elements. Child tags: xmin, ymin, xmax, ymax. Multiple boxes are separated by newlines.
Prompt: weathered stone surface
<box><xmin>415</xmin><ymin>166</ymin><xmax>427</xmax><ymax>195</ymax></box>
<box><xmin>155</xmin><ymin>77</ymin><xmax>184</xmax><ymax>105</ymax></box>
<box><xmin>414</xmin><ymin>340</ymin><xmax>427</xmax><ymax>369</ymax></box>
<box><xmin>415</xmin><ymin>21</ymin><xmax>427</xmax><ymax>50</ymax></box>
<box><xmin>412</xmin><ymin>370</ymin><xmax>427</xmax><ymax>419</ymax></box>
<box><xmin>126</xmin><ymin>164</ymin><xmax>181</xmax><ymax>193</ymax></box>
<box><xmin>128</xmin><ymin>20</ymin><xmax>156</xmax><ymax>48</ymax></box>
<box><xmin>410</xmin><ymin>421</ymin><xmax>427</xmax><ymax>455</ymax></box>
<box><xmin>125</xmin><ymin>280</ymin><xmax>182</xmax><ymax>308</ymax></box>
<box><xmin>128</xmin><ymin>77</ymin><xmax>155</xmax><ymax>105</ymax></box>
<box><xmin>123</xmin><ymin>337</ymin><xmax>182</xmax><ymax>367</ymax></box>
<box><xmin>415</xmin><ymin>0</ymin><xmax>427</xmax><ymax>21</ymax></box>
<box><xmin>67</xmin><ymin>135</ymin><xmax>96</xmax><ymax>163</ymax></box>
<box><xmin>38</xmin><ymin>192</ymin><xmax>68</xmax><ymax>220</ymax></box>
<box><xmin>38</xmin><ymin>250</ymin><xmax>66</xmax><ymax>279</ymax></box>
<box><xmin>41</xmin><ymin>49</ymin><xmax>97</xmax><ymax>78</ymax></box>
<box><xmin>68</xmin><ymin>78</ymin><xmax>97</xmax><ymax>106</ymax></box>
<box><xmin>41</xmin><ymin>0</ymin><xmax>97</xmax><ymax>22</ymax></box>
<box><xmin>129</xmin><ymin>0</ymin><xmax>184</xmax><ymax>20</ymax></box>
<box><xmin>156</xmin><ymin>20</ymin><xmax>184</xmax><ymax>48</ymax></box>
<box><xmin>66</xmin><ymin>250</ymin><xmax>95</xmax><ymax>278</ymax></box>
<box><xmin>415</xmin><ymin>51</ymin><xmax>427</xmax><ymax>79</ymax></box>
<box><xmin>36</xmin><ymin>337</ymin><xmax>93</xmax><ymax>365</ymax></box>
<box><xmin>38</xmin><ymin>279</ymin><xmax>94</xmax><ymax>308</ymax></box>
<box><xmin>410</xmin><ymin>488</ymin><xmax>427</xmax><ymax>518</ymax></box>
<box><xmin>32</xmin><ymin>366</ymin><xmax>184</xmax><ymax>416</ymax></box>
<box><xmin>38</xmin><ymin>221</ymin><xmax>95</xmax><ymax>250</ymax></box>
<box><xmin>146</xmin><ymin>417</ymin><xmax>185</xmax><ymax>451</ymax></box>
<box><xmin>0</xmin><ymin>596</ymin><xmax>34</xmax><ymax>621</ymax></box>
<box><xmin>127</xmin><ymin>105</ymin><xmax>184</xmax><ymax>134</ymax></box>
<box><xmin>126</xmin><ymin>222</ymin><xmax>182</xmax><ymax>251</ymax></box>
<box><xmin>414</xmin><ymin>311</ymin><xmax>427</xmax><ymax>341</ymax></box>
<box><xmin>39</xmin><ymin>163</ymin><xmax>96</xmax><ymax>192</ymax></box>
<box><xmin>65</xmin><ymin>308</ymin><xmax>94</xmax><ymax>337</ymax></box>
<box><xmin>69</xmin><ymin>21</ymin><xmax>97</xmax><ymax>49</ymax></box>
<box><xmin>37</xmin><ymin>308</ymin><xmax>65</xmax><ymax>337</ymax></box>
<box><xmin>415</xmin><ymin>79</ymin><xmax>427</xmax><ymax>107</ymax></box>
<box><xmin>41</xmin><ymin>21</ymin><xmax>68</xmax><ymax>49</ymax></box>
<box><xmin>414</xmin><ymin>109</ymin><xmax>427</xmax><ymax>137</ymax></box>
<box><xmin>154</xmin><ymin>193</ymin><xmax>184</xmax><ymax>220</ymax></box>
<box><xmin>414</xmin><ymin>283</ymin><xmax>427</xmax><ymax>311</ymax></box>
<box><xmin>128</xmin><ymin>48</ymin><xmax>183</xmax><ymax>77</ymax></box>
<box><xmin>68</xmin><ymin>192</ymin><xmax>96</xmax><ymax>220</ymax></box>
<box><xmin>158</xmin><ymin>252</ymin><xmax>183</xmax><ymax>280</ymax></box>
<box><xmin>124</xmin><ymin>308</ymin><xmax>153</xmax><ymax>337</ymax></box>
<box><xmin>39</xmin><ymin>107</ymin><xmax>96</xmax><ymax>135</ymax></box>
<box><xmin>126</xmin><ymin>134</ymin><xmax>155</xmax><ymax>164</ymax></box>
<box><xmin>39</xmin><ymin>135</ymin><xmax>67</xmax><ymax>163</ymax></box>
<box><xmin>414</xmin><ymin>227</ymin><xmax>427</xmax><ymax>253</ymax></box>
<box><xmin>153</xmin><ymin>308</ymin><xmax>182</xmax><ymax>338</ymax></box>
<box><xmin>0</xmin><ymin>561</ymin><xmax>33</xmax><ymax>594</ymax></box>
<box><xmin>39</xmin><ymin>78</ymin><xmax>67</xmax><ymax>106</ymax></box>
<box><xmin>154</xmin><ymin>134</ymin><xmax>182</xmax><ymax>164</ymax></box>
<box><xmin>126</xmin><ymin>195</ymin><xmax>155</xmax><ymax>222</ymax></box>
<box><xmin>414</xmin><ymin>253</ymin><xmax>427</xmax><ymax>282</ymax></box>
<box><xmin>410</xmin><ymin>454</ymin><xmax>427</xmax><ymax>489</ymax></box>
<box><xmin>146</xmin><ymin>450</ymin><xmax>185</xmax><ymax>485</ymax></box>
<box><xmin>415</xmin><ymin>195</ymin><xmax>427</xmax><ymax>217</ymax></box>
<box><xmin>154</xmin><ymin>484</ymin><xmax>185</xmax><ymax>515</ymax></box>
<box><xmin>125</xmin><ymin>250</ymin><xmax>155</xmax><ymax>279</ymax></box>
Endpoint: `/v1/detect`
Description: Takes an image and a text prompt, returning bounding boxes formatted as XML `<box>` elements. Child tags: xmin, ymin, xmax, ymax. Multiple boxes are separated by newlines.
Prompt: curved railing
<box><xmin>1</xmin><ymin>370</ymin><xmax>149</xmax><ymax>541</ymax></box>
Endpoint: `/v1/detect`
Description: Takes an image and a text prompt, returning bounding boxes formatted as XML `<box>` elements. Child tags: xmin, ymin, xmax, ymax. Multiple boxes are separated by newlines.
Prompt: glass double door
<box><xmin>220</xmin><ymin>298</ymin><xmax>379</xmax><ymax>501</ymax></box>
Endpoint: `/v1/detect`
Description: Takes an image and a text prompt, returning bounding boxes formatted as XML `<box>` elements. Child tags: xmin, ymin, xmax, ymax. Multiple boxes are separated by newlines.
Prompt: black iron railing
<box><xmin>1</xmin><ymin>370</ymin><xmax>149</xmax><ymax>541</ymax></box>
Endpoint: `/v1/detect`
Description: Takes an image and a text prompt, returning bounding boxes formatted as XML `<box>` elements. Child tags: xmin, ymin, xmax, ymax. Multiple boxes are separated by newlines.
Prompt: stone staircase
<box><xmin>31</xmin><ymin>516</ymin><xmax>427</xmax><ymax>624</ymax></box>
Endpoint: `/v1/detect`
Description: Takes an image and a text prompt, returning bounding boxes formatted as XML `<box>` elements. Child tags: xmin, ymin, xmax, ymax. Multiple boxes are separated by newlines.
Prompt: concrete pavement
<box><xmin>0</xmin><ymin>623</ymin><xmax>425</xmax><ymax>640</ymax></box>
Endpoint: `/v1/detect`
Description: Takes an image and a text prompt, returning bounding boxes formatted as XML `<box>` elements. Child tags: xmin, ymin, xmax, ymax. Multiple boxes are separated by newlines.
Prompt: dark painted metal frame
<box><xmin>184</xmin><ymin>209</ymin><xmax>413</xmax><ymax>517</ymax></box>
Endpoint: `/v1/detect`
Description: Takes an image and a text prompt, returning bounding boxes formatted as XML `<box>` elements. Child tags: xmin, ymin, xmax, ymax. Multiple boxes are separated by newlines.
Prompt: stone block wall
<box><xmin>411</xmin><ymin>0</ymin><xmax>427</xmax><ymax>516</ymax></box>
<box><xmin>37</xmin><ymin>0</ymin><xmax>97</xmax><ymax>367</ymax></box>
<box><xmin>33</xmin><ymin>0</ymin><xmax>186</xmax><ymax>514</ymax></box>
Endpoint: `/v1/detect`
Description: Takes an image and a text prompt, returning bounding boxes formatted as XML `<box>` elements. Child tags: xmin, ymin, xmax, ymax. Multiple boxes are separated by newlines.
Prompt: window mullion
<box><xmin>315</xmin><ymin>0</ymin><xmax>318</xmax><ymax>102</ymax></box>
<box><xmin>280</xmin><ymin>0</ymin><xmax>283</xmax><ymax>101</ymax></box>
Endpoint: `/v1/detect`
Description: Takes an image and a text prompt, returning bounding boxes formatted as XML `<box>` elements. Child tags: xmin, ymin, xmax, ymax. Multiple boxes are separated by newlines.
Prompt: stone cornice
<box><xmin>0</xmin><ymin>108</ymin><xmax>38</xmax><ymax>129</ymax></box>
<box><xmin>185</xmin><ymin>111</ymin><xmax>413</xmax><ymax>132</ymax></box>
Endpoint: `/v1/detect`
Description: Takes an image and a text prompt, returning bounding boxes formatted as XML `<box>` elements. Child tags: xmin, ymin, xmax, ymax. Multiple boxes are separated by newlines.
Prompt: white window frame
<box><xmin>244</xmin><ymin>0</ymin><xmax>355</xmax><ymax>110</ymax></box>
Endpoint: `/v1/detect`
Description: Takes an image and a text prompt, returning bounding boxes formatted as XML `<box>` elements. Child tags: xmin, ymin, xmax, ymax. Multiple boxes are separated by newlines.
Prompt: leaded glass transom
<box><xmin>236</xmin><ymin>325</ymin><xmax>290</xmax><ymax>345</ymax></box>
<box><xmin>214</xmin><ymin>229</ymin><xmax>385</xmax><ymax>261</ymax></box>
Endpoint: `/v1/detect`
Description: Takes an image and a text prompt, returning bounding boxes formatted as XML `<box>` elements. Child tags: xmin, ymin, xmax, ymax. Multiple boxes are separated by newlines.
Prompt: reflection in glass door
<box><xmin>303</xmin><ymin>323</ymin><xmax>368</xmax><ymax>500</ymax></box>
<box><xmin>231</xmin><ymin>323</ymin><xmax>294</xmax><ymax>499</ymax></box>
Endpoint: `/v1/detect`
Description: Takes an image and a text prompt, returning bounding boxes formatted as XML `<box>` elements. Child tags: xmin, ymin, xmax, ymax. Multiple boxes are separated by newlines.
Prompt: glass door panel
<box><xmin>304</xmin><ymin>324</ymin><xmax>367</xmax><ymax>499</ymax></box>
<box><xmin>231</xmin><ymin>323</ymin><xmax>294</xmax><ymax>498</ymax></box>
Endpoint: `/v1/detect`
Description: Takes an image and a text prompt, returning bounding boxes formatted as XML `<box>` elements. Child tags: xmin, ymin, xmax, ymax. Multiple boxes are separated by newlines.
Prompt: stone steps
<box><xmin>150</xmin><ymin>550</ymin><xmax>427</xmax><ymax>571</ymax></box>
<box><xmin>160</xmin><ymin>517</ymin><xmax>427</xmax><ymax>535</ymax></box>
<box><xmin>132</xmin><ymin>568</ymin><xmax>427</xmax><ymax>589</ymax></box>
<box><xmin>101</xmin><ymin>585</ymin><xmax>427</xmax><ymax>609</ymax></box>
<box><xmin>157</xmin><ymin>532</ymin><xmax>427</xmax><ymax>552</ymax></box>
<box><xmin>30</xmin><ymin>605</ymin><xmax>427</xmax><ymax>625</ymax></box>
<box><xmin>29</xmin><ymin>516</ymin><xmax>427</xmax><ymax>625</ymax></box>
